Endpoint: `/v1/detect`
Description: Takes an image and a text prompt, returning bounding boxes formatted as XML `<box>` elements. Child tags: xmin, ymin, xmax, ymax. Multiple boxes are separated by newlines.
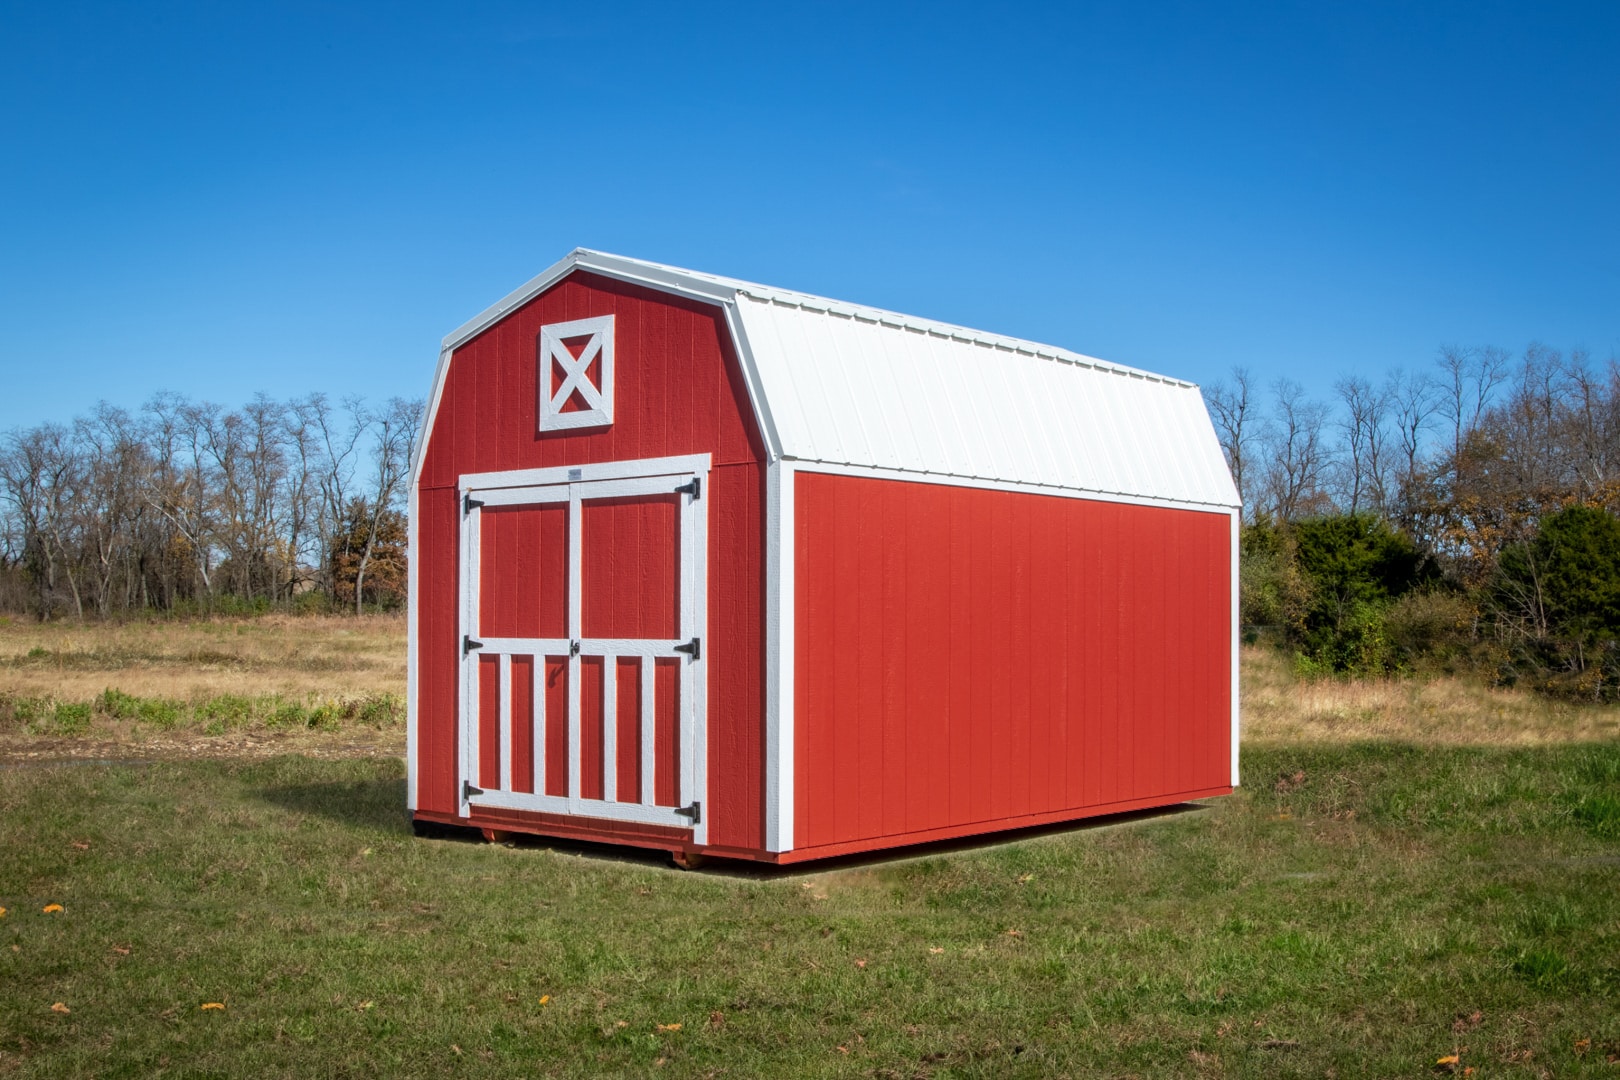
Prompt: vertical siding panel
<box><xmin>511</xmin><ymin>655</ymin><xmax>536</xmax><ymax>794</ymax></box>
<box><xmin>1101</xmin><ymin>501</ymin><xmax>1124</xmax><ymax>807</ymax></box>
<box><xmin>881</xmin><ymin>479</ymin><xmax>908</xmax><ymax>837</ymax></box>
<box><xmin>1007</xmin><ymin>493</ymin><xmax>1033</xmax><ymax>820</ymax></box>
<box><xmin>855</xmin><ymin>481</ymin><xmax>885</xmax><ymax>839</ymax></box>
<box><xmin>948</xmin><ymin>489</ymin><xmax>974</xmax><ymax>826</ymax></box>
<box><xmin>579</xmin><ymin>656</ymin><xmax>606</xmax><ymax>801</ymax></box>
<box><xmin>616</xmin><ymin>658</ymin><xmax>642</xmax><ymax>802</ymax></box>
<box><xmin>654</xmin><ymin>657</ymin><xmax>680</xmax><ymax>807</ymax></box>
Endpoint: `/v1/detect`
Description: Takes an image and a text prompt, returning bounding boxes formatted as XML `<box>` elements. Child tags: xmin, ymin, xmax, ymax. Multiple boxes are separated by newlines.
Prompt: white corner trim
<box><xmin>406</xmin><ymin>480</ymin><xmax>420</xmax><ymax>811</ymax></box>
<box><xmin>764</xmin><ymin>460</ymin><xmax>796</xmax><ymax>852</ymax></box>
<box><xmin>1230</xmin><ymin>507</ymin><xmax>1242</xmax><ymax>788</ymax></box>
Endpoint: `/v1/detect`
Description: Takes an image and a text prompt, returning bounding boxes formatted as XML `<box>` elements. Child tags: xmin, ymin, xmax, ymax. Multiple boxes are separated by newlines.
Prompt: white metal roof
<box><xmin>429</xmin><ymin>249</ymin><xmax>1240</xmax><ymax>510</ymax></box>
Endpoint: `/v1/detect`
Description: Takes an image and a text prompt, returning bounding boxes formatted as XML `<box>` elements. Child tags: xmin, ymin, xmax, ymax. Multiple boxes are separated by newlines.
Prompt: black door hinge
<box><xmin>463</xmin><ymin>493</ymin><xmax>484</xmax><ymax>515</ymax></box>
<box><xmin>675</xmin><ymin>801</ymin><xmax>702</xmax><ymax>825</ymax></box>
<box><xmin>674</xmin><ymin>637</ymin><xmax>701</xmax><ymax>661</ymax></box>
<box><xmin>463</xmin><ymin>780</ymin><xmax>484</xmax><ymax>800</ymax></box>
<box><xmin>675</xmin><ymin>477</ymin><xmax>701</xmax><ymax>499</ymax></box>
<box><xmin>570</xmin><ymin>639</ymin><xmax>581</xmax><ymax>656</ymax></box>
<box><xmin>463</xmin><ymin>635</ymin><xmax>483</xmax><ymax>655</ymax></box>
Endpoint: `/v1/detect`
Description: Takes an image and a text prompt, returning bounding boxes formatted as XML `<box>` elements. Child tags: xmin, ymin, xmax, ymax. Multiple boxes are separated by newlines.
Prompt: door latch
<box><xmin>570</xmin><ymin>640</ymin><xmax>581</xmax><ymax>656</ymax></box>
<box><xmin>674</xmin><ymin>637</ymin><xmax>701</xmax><ymax>661</ymax></box>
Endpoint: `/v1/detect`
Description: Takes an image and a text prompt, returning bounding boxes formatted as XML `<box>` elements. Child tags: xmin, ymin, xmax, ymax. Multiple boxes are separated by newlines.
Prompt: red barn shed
<box><xmin>408</xmin><ymin>250</ymin><xmax>1241</xmax><ymax>865</ymax></box>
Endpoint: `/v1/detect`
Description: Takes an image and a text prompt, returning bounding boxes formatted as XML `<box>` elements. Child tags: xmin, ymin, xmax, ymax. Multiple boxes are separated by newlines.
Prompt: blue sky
<box><xmin>2</xmin><ymin>1</ymin><xmax>1616</xmax><ymax>431</ymax></box>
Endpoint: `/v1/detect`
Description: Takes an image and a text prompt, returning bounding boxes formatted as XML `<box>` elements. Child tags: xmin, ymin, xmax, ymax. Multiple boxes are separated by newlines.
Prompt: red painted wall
<box><xmin>793</xmin><ymin>472</ymin><xmax>1231</xmax><ymax>853</ymax></box>
<box><xmin>416</xmin><ymin>272</ymin><xmax>766</xmax><ymax>850</ymax></box>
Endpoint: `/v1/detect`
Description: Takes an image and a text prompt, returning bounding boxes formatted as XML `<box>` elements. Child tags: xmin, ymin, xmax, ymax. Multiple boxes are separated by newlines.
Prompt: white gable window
<box><xmin>537</xmin><ymin>315</ymin><xmax>615</xmax><ymax>431</ymax></box>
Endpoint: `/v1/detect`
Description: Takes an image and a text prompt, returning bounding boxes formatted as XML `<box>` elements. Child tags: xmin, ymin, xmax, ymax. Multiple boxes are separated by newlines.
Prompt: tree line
<box><xmin>1211</xmin><ymin>342</ymin><xmax>1620</xmax><ymax>698</ymax></box>
<box><xmin>0</xmin><ymin>393</ymin><xmax>423</xmax><ymax>619</ymax></box>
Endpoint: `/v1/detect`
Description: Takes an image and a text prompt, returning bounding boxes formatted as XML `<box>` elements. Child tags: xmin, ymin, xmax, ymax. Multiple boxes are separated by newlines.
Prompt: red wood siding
<box><xmin>416</xmin><ymin>272</ymin><xmax>766</xmax><ymax>850</ymax></box>
<box><xmin>793</xmin><ymin>472</ymin><xmax>1231</xmax><ymax>852</ymax></box>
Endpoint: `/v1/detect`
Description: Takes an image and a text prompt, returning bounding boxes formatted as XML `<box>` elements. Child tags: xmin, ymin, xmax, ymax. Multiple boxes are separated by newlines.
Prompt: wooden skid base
<box><xmin>414</xmin><ymin>785</ymin><xmax>1233</xmax><ymax>866</ymax></box>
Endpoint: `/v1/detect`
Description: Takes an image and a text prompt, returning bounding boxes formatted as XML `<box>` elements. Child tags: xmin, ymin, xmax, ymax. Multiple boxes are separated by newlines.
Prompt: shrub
<box><xmin>1291</xmin><ymin>514</ymin><xmax>1435</xmax><ymax>675</ymax></box>
<box><xmin>1383</xmin><ymin>590</ymin><xmax>1481</xmax><ymax>672</ymax></box>
<box><xmin>50</xmin><ymin>702</ymin><xmax>93</xmax><ymax>734</ymax></box>
<box><xmin>1239</xmin><ymin>518</ymin><xmax>1311</xmax><ymax>641</ymax></box>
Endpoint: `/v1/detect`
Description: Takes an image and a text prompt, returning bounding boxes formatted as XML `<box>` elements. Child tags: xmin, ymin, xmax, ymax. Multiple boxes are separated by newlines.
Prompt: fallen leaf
<box><xmin>1005</xmin><ymin>928</ymin><xmax>1023</xmax><ymax>937</ymax></box>
<box><xmin>0</xmin><ymin>906</ymin><xmax>7</xmax><ymax>918</ymax></box>
<box><xmin>656</xmin><ymin>1022</ymin><xmax>682</xmax><ymax>1032</ymax></box>
<box><xmin>708</xmin><ymin>1010</ymin><xmax>725</xmax><ymax>1028</ymax></box>
<box><xmin>42</xmin><ymin>904</ymin><xmax>63</xmax><ymax>914</ymax></box>
<box><xmin>654</xmin><ymin>1058</ymin><xmax>667</xmax><ymax>1067</ymax></box>
<box><xmin>1574</xmin><ymin>1038</ymin><xmax>1591</xmax><ymax>1055</ymax></box>
<box><xmin>615</xmin><ymin>1020</ymin><xmax>628</xmax><ymax>1028</ymax></box>
<box><xmin>360</xmin><ymin>848</ymin><xmax>373</xmax><ymax>857</ymax></box>
<box><xmin>450</xmin><ymin>1044</ymin><xmax>463</xmax><ymax>1056</ymax></box>
<box><xmin>71</xmin><ymin>840</ymin><xmax>90</xmax><ymax>851</ymax></box>
<box><xmin>200</xmin><ymin>1003</ymin><xmax>225</xmax><ymax>1011</ymax></box>
<box><xmin>355</xmin><ymin>1000</ymin><xmax>375</xmax><ymax>1011</ymax></box>
<box><xmin>50</xmin><ymin>1003</ymin><xmax>70</xmax><ymax>1015</ymax></box>
<box><xmin>1017</xmin><ymin>873</ymin><xmax>1034</xmax><ymax>884</ymax></box>
<box><xmin>111</xmin><ymin>945</ymin><xmax>131</xmax><ymax>956</ymax></box>
<box><xmin>836</xmin><ymin>1045</ymin><xmax>849</xmax><ymax>1054</ymax></box>
<box><xmin>1463</xmin><ymin>1068</ymin><xmax>1475</xmax><ymax>1077</ymax></box>
<box><xmin>928</xmin><ymin>947</ymin><xmax>944</xmax><ymax>955</ymax></box>
<box><xmin>538</xmin><ymin>995</ymin><xmax>551</xmax><ymax>1006</ymax></box>
<box><xmin>854</xmin><ymin>958</ymin><xmax>867</xmax><ymax>969</ymax></box>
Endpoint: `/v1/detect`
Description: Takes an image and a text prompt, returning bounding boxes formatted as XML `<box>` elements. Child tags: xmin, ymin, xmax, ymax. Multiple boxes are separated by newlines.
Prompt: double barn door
<box><xmin>458</xmin><ymin>457</ymin><xmax>708</xmax><ymax>840</ymax></box>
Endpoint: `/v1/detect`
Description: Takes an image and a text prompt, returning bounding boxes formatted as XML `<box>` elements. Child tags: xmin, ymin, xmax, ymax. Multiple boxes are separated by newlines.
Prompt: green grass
<box><xmin>2</xmin><ymin>744</ymin><xmax>1618</xmax><ymax>1077</ymax></box>
<box><xmin>0</xmin><ymin>689</ymin><xmax>404</xmax><ymax>737</ymax></box>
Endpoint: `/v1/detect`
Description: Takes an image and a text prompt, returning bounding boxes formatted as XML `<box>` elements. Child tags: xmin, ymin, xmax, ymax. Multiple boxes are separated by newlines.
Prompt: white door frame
<box><xmin>457</xmin><ymin>454</ymin><xmax>710</xmax><ymax>844</ymax></box>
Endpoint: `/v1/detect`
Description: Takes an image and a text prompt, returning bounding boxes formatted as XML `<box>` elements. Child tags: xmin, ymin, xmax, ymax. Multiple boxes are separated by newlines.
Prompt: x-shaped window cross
<box><xmin>548</xmin><ymin>332</ymin><xmax>606</xmax><ymax>413</ymax></box>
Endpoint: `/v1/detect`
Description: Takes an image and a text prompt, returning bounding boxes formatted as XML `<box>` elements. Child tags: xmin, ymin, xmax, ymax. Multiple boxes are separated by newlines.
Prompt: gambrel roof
<box><xmin>427</xmin><ymin>249</ymin><xmax>1240</xmax><ymax>510</ymax></box>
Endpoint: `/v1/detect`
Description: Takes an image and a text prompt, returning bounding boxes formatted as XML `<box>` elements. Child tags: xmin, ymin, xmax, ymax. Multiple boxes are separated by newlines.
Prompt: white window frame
<box><xmin>538</xmin><ymin>315</ymin><xmax>615</xmax><ymax>431</ymax></box>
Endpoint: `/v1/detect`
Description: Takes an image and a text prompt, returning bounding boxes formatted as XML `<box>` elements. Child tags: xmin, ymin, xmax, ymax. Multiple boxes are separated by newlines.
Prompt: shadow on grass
<box><xmin>459</xmin><ymin>800</ymin><xmax>1211</xmax><ymax>878</ymax></box>
<box><xmin>257</xmin><ymin>775</ymin><xmax>411</xmax><ymax>833</ymax></box>
<box><xmin>253</xmin><ymin>769</ymin><xmax>1211</xmax><ymax>873</ymax></box>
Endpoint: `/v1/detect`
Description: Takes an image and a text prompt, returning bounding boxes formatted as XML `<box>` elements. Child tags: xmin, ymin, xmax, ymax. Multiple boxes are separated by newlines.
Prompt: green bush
<box><xmin>99</xmin><ymin>687</ymin><xmax>184</xmax><ymax>728</ymax></box>
<box><xmin>50</xmin><ymin>701</ymin><xmax>93</xmax><ymax>734</ymax></box>
<box><xmin>1494</xmin><ymin>505</ymin><xmax>1620</xmax><ymax>699</ymax></box>
<box><xmin>1382</xmin><ymin>589</ymin><xmax>1481</xmax><ymax>672</ymax></box>
<box><xmin>1239</xmin><ymin>517</ymin><xmax>1311</xmax><ymax>641</ymax></box>
<box><xmin>1290</xmin><ymin>514</ymin><xmax>1434</xmax><ymax>675</ymax></box>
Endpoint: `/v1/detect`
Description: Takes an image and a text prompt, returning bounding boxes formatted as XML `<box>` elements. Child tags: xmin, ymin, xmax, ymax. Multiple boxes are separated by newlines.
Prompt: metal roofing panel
<box><xmin>732</xmin><ymin>292</ymin><xmax>1238</xmax><ymax>508</ymax></box>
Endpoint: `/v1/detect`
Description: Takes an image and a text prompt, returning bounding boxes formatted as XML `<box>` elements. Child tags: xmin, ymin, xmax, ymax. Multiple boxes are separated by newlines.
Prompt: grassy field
<box><xmin>1</xmin><ymin>617</ymin><xmax>1618</xmax><ymax>1077</ymax></box>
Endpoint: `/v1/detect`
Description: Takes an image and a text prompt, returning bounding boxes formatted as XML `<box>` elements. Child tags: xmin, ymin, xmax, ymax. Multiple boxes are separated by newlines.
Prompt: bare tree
<box><xmin>1206</xmin><ymin>367</ymin><xmax>1255</xmax><ymax>514</ymax></box>
<box><xmin>350</xmin><ymin>397</ymin><xmax>422</xmax><ymax>615</ymax></box>
<box><xmin>1334</xmin><ymin>376</ymin><xmax>1390</xmax><ymax>515</ymax></box>
<box><xmin>1260</xmin><ymin>379</ymin><xmax>1332</xmax><ymax>522</ymax></box>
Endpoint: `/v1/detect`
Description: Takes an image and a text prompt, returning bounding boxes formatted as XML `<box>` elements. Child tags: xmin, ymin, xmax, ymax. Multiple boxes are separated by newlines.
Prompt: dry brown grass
<box><xmin>0</xmin><ymin>612</ymin><xmax>406</xmax><ymax>701</ymax></box>
<box><xmin>3</xmin><ymin>616</ymin><xmax>1616</xmax><ymax>752</ymax></box>
<box><xmin>1241</xmin><ymin>644</ymin><xmax>1620</xmax><ymax>745</ymax></box>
